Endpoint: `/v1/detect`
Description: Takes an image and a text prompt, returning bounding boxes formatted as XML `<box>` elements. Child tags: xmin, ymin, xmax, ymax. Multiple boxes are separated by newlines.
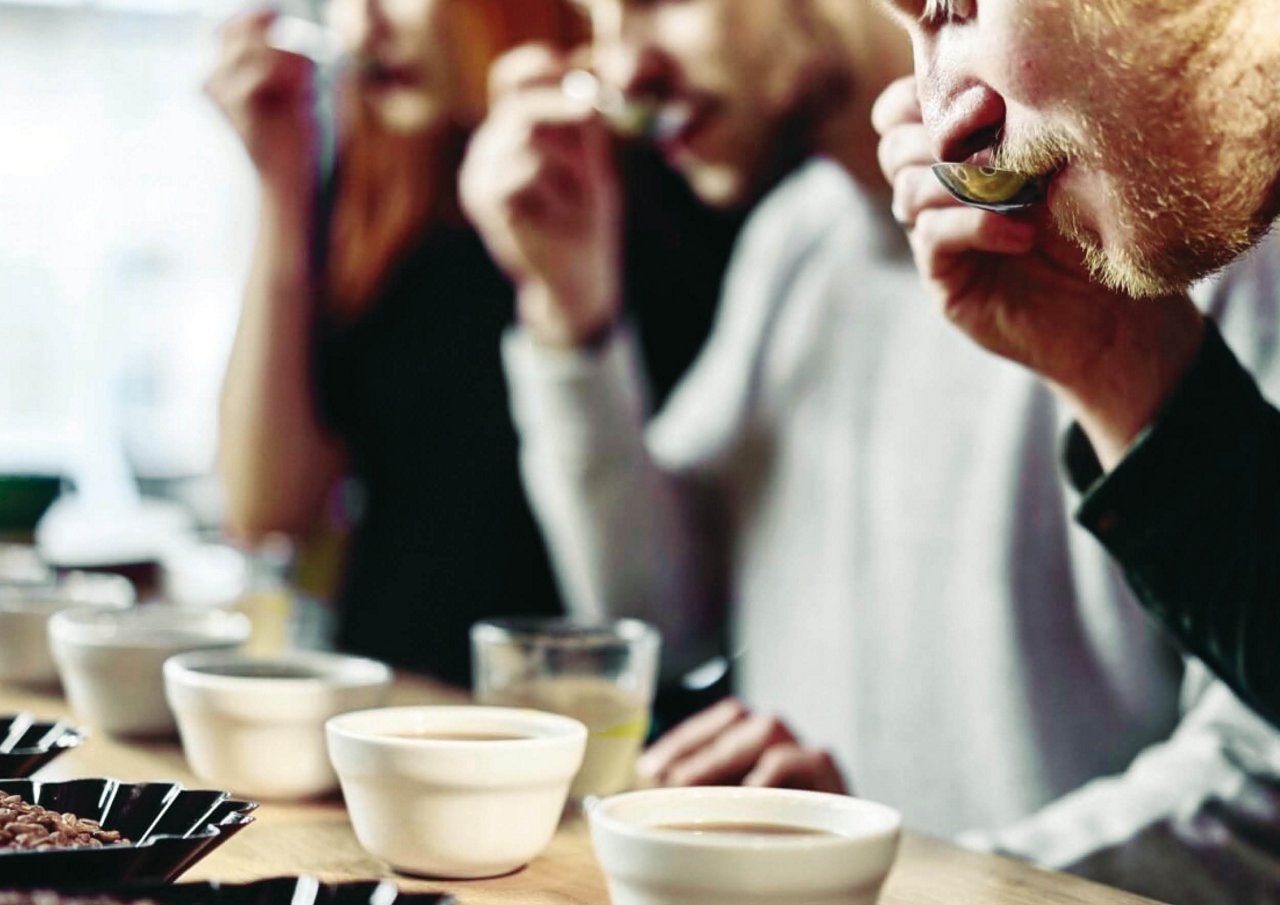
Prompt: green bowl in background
<box><xmin>0</xmin><ymin>474</ymin><xmax>63</xmax><ymax>536</ymax></box>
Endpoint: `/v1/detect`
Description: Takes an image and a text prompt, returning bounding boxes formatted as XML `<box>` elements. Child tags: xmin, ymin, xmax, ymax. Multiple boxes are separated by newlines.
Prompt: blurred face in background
<box><xmin>885</xmin><ymin>0</ymin><xmax>1280</xmax><ymax>297</ymax></box>
<box><xmin>329</xmin><ymin>0</ymin><xmax>487</xmax><ymax>134</ymax></box>
<box><xmin>576</xmin><ymin>0</ymin><xmax>844</xmax><ymax>207</ymax></box>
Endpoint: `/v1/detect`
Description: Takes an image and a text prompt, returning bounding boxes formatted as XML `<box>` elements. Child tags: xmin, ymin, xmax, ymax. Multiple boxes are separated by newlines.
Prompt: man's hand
<box><xmin>204</xmin><ymin>8</ymin><xmax>318</xmax><ymax>196</ymax></box>
<box><xmin>636</xmin><ymin>698</ymin><xmax>848</xmax><ymax>794</ymax></box>
<box><xmin>872</xmin><ymin>76</ymin><xmax>1205</xmax><ymax>469</ymax></box>
<box><xmin>460</xmin><ymin>46</ymin><xmax>623</xmax><ymax>349</ymax></box>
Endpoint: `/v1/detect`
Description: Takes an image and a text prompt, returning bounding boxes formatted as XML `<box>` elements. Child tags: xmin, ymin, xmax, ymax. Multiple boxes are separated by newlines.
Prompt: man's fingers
<box><xmin>464</xmin><ymin>113</ymin><xmax>592</xmax><ymax>214</ymax></box>
<box><xmin>891</xmin><ymin>164</ymin><xmax>960</xmax><ymax>227</ymax></box>
<box><xmin>636</xmin><ymin>698</ymin><xmax>748</xmax><ymax>781</ymax></box>
<box><xmin>489</xmin><ymin>43</ymin><xmax>570</xmax><ymax>104</ymax></box>
<box><xmin>743</xmin><ymin>744</ymin><xmax>848</xmax><ymax>795</ymax></box>
<box><xmin>871</xmin><ymin>74</ymin><xmax>923</xmax><ymax>136</ymax></box>
<box><xmin>637</xmin><ymin>700</ymin><xmax>840</xmax><ymax>794</ymax></box>
<box><xmin>910</xmin><ymin>207</ymin><xmax>1037</xmax><ymax>280</ymax></box>
<box><xmin>661</xmin><ymin>713</ymin><xmax>798</xmax><ymax>787</ymax></box>
<box><xmin>469</xmin><ymin>142</ymin><xmax>584</xmax><ymax>230</ymax></box>
<box><xmin>515</xmin><ymin>166</ymin><xmax>592</xmax><ymax>234</ymax></box>
<box><xmin>486</xmin><ymin>86</ymin><xmax>598</xmax><ymax>147</ymax></box>
<box><xmin>579</xmin><ymin>112</ymin><xmax>616</xmax><ymax>193</ymax></box>
<box><xmin>877</xmin><ymin>123</ymin><xmax>935</xmax><ymax>187</ymax></box>
<box><xmin>465</xmin><ymin>94</ymin><xmax>587</xmax><ymax>182</ymax></box>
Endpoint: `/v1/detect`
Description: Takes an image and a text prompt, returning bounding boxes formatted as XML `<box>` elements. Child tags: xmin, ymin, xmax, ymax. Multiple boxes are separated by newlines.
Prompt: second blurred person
<box><xmin>208</xmin><ymin>0</ymin><xmax>736</xmax><ymax>686</ymax></box>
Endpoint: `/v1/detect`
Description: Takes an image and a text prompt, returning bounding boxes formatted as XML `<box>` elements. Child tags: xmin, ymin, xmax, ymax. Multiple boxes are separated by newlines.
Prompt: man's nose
<box><xmin>589</xmin><ymin>6</ymin><xmax>664</xmax><ymax>98</ymax></box>
<box><xmin>595</xmin><ymin>38</ymin><xmax>664</xmax><ymax>99</ymax></box>
<box><xmin>921</xmin><ymin>70</ymin><xmax>1007</xmax><ymax>163</ymax></box>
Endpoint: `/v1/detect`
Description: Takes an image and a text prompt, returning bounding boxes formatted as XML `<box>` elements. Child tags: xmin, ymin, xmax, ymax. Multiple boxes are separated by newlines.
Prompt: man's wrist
<box><xmin>518</xmin><ymin>282</ymin><xmax>621</xmax><ymax>350</ymax></box>
<box><xmin>1052</xmin><ymin>296</ymin><xmax>1206</xmax><ymax>471</ymax></box>
<box><xmin>1066</xmin><ymin>317</ymin><xmax>1270</xmax><ymax>574</ymax></box>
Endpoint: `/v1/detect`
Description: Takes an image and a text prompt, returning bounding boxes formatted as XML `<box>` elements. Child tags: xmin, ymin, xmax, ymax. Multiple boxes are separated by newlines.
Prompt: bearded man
<box><xmin>875</xmin><ymin>0</ymin><xmax>1280</xmax><ymax>731</ymax></box>
<box><xmin>463</xmin><ymin>1</ymin><xmax>1280</xmax><ymax>901</ymax></box>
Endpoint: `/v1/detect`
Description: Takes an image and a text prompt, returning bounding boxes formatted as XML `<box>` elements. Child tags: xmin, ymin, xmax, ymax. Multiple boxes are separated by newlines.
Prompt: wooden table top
<box><xmin>2</xmin><ymin>673</ymin><xmax>1166</xmax><ymax>905</ymax></box>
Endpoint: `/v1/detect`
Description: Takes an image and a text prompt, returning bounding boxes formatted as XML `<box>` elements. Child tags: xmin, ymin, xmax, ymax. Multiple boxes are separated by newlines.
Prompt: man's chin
<box><xmin>1051</xmin><ymin>190</ymin><xmax>1203</xmax><ymax>299</ymax></box>
<box><xmin>1085</xmin><ymin>243</ymin><xmax>1187</xmax><ymax>300</ymax></box>
<box><xmin>1069</xmin><ymin>220</ymin><xmax>1244</xmax><ymax>300</ymax></box>
<box><xmin>670</xmin><ymin>157</ymin><xmax>754</xmax><ymax>210</ymax></box>
<box><xmin>1054</xmin><ymin>164</ymin><xmax>1275</xmax><ymax>298</ymax></box>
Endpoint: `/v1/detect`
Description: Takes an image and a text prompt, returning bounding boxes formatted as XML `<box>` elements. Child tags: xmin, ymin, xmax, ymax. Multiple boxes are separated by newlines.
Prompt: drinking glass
<box><xmin>471</xmin><ymin>618</ymin><xmax>660</xmax><ymax>803</ymax></box>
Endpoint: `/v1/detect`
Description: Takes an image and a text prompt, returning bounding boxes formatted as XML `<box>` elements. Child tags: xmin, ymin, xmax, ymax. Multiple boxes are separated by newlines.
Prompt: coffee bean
<box><xmin>0</xmin><ymin>795</ymin><xmax>130</xmax><ymax>851</ymax></box>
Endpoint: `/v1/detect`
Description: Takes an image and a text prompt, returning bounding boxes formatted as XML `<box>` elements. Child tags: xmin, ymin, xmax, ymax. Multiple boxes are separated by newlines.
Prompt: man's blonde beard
<box><xmin>986</xmin><ymin>126</ymin><xmax>1167</xmax><ymax>296</ymax></box>
<box><xmin>1019</xmin><ymin>148</ymin><xmax>1269</xmax><ymax>300</ymax></box>
<box><xmin>981</xmin><ymin>0</ymin><xmax>1280</xmax><ymax>299</ymax></box>
<box><xmin>1058</xmin><ymin>0</ymin><xmax>1279</xmax><ymax>297</ymax></box>
<box><xmin>1056</xmin><ymin>183</ymin><xmax>1268</xmax><ymax>300</ymax></box>
<box><xmin>989</xmin><ymin>118</ymin><xmax>1264</xmax><ymax>299</ymax></box>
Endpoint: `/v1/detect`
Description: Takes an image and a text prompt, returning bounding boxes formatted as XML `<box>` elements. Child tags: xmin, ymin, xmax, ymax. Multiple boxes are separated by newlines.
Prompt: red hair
<box><xmin>327</xmin><ymin>0</ymin><xmax>585</xmax><ymax>314</ymax></box>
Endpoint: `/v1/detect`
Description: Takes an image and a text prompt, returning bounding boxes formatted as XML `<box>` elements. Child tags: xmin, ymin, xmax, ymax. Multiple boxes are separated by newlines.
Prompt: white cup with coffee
<box><xmin>326</xmin><ymin>705</ymin><xmax>587</xmax><ymax>878</ymax></box>
<box><xmin>589</xmin><ymin>786</ymin><xmax>901</xmax><ymax>905</ymax></box>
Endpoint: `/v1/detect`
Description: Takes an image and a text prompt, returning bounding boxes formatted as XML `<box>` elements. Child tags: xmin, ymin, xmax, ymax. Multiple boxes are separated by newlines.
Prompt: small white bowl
<box><xmin>50</xmin><ymin>605</ymin><xmax>251</xmax><ymax>737</ymax></box>
<box><xmin>0</xmin><ymin>572</ymin><xmax>135</xmax><ymax>685</ymax></box>
<box><xmin>589</xmin><ymin>787</ymin><xmax>902</xmax><ymax>905</ymax></box>
<box><xmin>165</xmin><ymin>649</ymin><xmax>392</xmax><ymax>800</ymax></box>
<box><xmin>326</xmin><ymin>706</ymin><xmax>588</xmax><ymax>879</ymax></box>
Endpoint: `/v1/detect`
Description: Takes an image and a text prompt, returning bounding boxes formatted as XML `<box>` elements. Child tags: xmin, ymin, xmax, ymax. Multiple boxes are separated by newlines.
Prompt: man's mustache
<box><xmin>992</xmin><ymin>128</ymin><xmax>1079</xmax><ymax>177</ymax></box>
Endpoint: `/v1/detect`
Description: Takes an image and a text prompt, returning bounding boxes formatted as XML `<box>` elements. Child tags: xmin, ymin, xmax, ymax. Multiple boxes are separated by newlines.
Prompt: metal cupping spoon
<box><xmin>561</xmin><ymin>70</ymin><xmax>660</xmax><ymax>140</ymax></box>
<box><xmin>932</xmin><ymin>162</ymin><xmax>1049</xmax><ymax>213</ymax></box>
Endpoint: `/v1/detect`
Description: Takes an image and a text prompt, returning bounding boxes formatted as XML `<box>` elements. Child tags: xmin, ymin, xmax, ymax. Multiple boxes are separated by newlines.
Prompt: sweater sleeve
<box><xmin>960</xmin><ymin>665</ymin><xmax>1280</xmax><ymax>904</ymax></box>
<box><xmin>1064</xmin><ymin>320</ymin><xmax>1280</xmax><ymax>729</ymax></box>
<box><xmin>501</xmin><ymin>325</ymin><xmax>728</xmax><ymax>676</ymax></box>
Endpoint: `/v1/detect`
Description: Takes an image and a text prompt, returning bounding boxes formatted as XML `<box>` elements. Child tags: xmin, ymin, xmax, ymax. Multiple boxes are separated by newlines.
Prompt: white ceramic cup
<box><xmin>326</xmin><ymin>705</ymin><xmax>588</xmax><ymax>879</ymax></box>
<box><xmin>165</xmin><ymin>649</ymin><xmax>391</xmax><ymax>800</ymax></box>
<box><xmin>50</xmin><ymin>605</ymin><xmax>251</xmax><ymax>737</ymax></box>
<box><xmin>0</xmin><ymin>572</ymin><xmax>135</xmax><ymax>685</ymax></box>
<box><xmin>589</xmin><ymin>787</ymin><xmax>902</xmax><ymax>905</ymax></box>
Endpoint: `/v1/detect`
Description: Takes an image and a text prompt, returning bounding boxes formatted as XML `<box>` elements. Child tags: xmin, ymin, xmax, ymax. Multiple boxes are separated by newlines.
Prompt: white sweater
<box><xmin>504</xmin><ymin>160</ymin><xmax>1280</xmax><ymax>902</ymax></box>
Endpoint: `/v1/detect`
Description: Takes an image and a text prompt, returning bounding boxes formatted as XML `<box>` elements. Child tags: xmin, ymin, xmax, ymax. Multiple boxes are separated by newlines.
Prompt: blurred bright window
<box><xmin>0</xmin><ymin>0</ymin><xmax>254</xmax><ymax>495</ymax></box>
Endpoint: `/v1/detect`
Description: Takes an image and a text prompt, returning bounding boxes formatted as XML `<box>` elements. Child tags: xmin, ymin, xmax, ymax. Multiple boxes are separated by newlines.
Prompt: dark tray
<box><xmin>0</xmin><ymin>779</ymin><xmax>257</xmax><ymax>885</ymax></box>
<box><xmin>0</xmin><ymin>715</ymin><xmax>85</xmax><ymax>780</ymax></box>
<box><xmin>0</xmin><ymin>877</ymin><xmax>455</xmax><ymax>905</ymax></box>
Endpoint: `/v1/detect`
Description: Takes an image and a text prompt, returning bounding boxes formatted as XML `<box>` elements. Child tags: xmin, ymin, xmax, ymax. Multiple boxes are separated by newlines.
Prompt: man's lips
<box><xmin>963</xmin><ymin>144</ymin><xmax>1066</xmax><ymax>182</ymax></box>
<box><xmin>964</xmin><ymin>148</ymin><xmax>996</xmax><ymax>167</ymax></box>
<box><xmin>653</xmin><ymin>100</ymin><xmax>710</xmax><ymax>152</ymax></box>
<box><xmin>1045</xmin><ymin>161</ymin><xmax>1072</xmax><ymax>207</ymax></box>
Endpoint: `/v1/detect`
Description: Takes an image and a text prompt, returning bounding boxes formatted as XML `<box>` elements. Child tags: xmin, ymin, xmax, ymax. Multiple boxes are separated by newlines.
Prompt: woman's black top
<box><xmin>314</xmin><ymin>149</ymin><xmax>742</xmax><ymax>687</ymax></box>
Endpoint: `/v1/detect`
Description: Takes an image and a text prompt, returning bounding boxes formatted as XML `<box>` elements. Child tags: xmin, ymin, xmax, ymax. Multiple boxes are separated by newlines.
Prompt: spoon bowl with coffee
<box><xmin>931</xmin><ymin>162</ymin><xmax>1050</xmax><ymax>213</ymax></box>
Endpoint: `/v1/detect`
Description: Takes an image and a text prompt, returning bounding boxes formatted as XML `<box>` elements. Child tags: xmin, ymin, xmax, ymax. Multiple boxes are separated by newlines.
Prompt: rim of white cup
<box><xmin>589</xmin><ymin>787</ymin><xmax>902</xmax><ymax>849</ymax></box>
<box><xmin>165</xmin><ymin>649</ymin><xmax>392</xmax><ymax>690</ymax></box>
<box><xmin>0</xmin><ymin>572</ymin><xmax>135</xmax><ymax>613</ymax></box>
<box><xmin>326</xmin><ymin>705</ymin><xmax>589</xmax><ymax>750</ymax></box>
<box><xmin>50</xmin><ymin>606</ymin><xmax>251</xmax><ymax>648</ymax></box>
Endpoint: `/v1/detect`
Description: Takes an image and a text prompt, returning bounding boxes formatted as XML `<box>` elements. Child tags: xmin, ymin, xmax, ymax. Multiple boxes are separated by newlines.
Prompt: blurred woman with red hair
<box><xmin>206</xmin><ymin>0</ymin><xmax>592</xmax><ymax>684</ymax></box>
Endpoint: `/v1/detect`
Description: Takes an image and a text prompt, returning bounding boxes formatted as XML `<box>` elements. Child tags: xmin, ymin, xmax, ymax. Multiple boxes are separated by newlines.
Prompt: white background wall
<box><xmin>0</xmin><ymin>0</ymin><xmax>256</xmax><ymax>491</ymax></box>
